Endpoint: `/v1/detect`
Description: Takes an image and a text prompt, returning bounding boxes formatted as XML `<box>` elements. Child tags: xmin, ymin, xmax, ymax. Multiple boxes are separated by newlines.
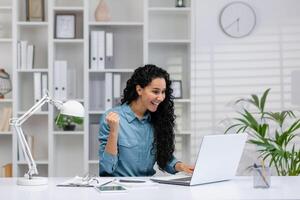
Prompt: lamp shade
<box><xmin>60</xmin><ymin>100</ymin><xmax>84</xmax><ymax>117</ymax></box>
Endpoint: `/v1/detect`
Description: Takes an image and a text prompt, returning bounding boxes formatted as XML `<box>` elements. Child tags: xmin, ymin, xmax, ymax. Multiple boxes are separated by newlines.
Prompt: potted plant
<box><xmin>55</xmin><ymin>114</ymin><xmax>83</xmax><ymax>131</ymax></box>
<box><xmin>224</xmin><ymin>88</ymin><xmax>300</xmax><ymax>175</ymax></box>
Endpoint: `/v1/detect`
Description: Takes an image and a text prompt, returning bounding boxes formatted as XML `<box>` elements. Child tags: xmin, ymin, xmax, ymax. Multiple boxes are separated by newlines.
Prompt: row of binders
<box><xmin>53</xmin><ymin>60</ymin><xmax>78</xmax><ymax>101</ymax></box>
<box><xmin>90</xmin><ymin>31</ymin><xmax>113</xmax><ymax>70</ymax></box>
<box><xmin>33</xmin><ymin>72</ymin><xmax>48</xmax><ymax>111</ymax></box>
<box><xmin>53</xmin><ymin>61</ymin><xmax>67</xmax><ymax>101</ymax></box>
<box><xmin>17</xmin><ymin>41</ymin><xmax>35</xmax><ymax>69</ymax></box>
<box><xmin>89</xmin><ymin>73</ymin><xmax>121</xmax><ymax>110</ymax></box>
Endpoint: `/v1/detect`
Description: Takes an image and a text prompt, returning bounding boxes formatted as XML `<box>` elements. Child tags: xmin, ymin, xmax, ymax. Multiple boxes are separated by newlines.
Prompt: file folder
<box><xmin>90</xmin><ymin>31</ymin><xmax>98</xmax><ymax>69</ymax></box>
<box><xmin>97</xmin><ymin>31</ymin><xmax>105</xmax><ymax>70</ymax></box>
<box><xmin>34</xmin><ymin>72</ymin><xmax>42</xmax><ymax>111</ymax></box>
<box><xmin>105</xmin><ymin>73</ymin><xmax>113</xmax><ymax>109</ymax></box>
<box><xmin>106</xmin><ymin>32</ymin><xmax>113</xmax><ymax>68</ymax></box>
<box><xmin>113</xmin><ymin>73</ymin><xmax>121</xmax><ymax>105</ymax></box>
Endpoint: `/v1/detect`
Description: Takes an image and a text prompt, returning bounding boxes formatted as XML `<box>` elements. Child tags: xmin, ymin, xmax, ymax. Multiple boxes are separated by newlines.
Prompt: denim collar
<box><xmin>122</xmin><ymin>103</ymin><xmax>150</xmax><ymax>123</ymax></box>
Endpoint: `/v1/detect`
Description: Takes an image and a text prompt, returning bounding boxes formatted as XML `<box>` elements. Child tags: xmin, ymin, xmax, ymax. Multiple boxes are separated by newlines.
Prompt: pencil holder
<box><xmin>253</xmin><ymin>165</ymin><xmax>271</xmax><ymax>188</ymax></box>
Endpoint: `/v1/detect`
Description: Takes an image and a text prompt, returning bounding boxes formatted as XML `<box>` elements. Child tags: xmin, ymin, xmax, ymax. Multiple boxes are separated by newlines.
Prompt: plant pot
<box><xmin>63</xmin><ymin>124</ymin><xmax>76</xmax><ymax>131</ymax></box>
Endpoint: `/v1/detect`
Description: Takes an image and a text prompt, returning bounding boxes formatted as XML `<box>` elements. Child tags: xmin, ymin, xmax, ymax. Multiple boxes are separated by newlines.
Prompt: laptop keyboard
<box><xmin>172</xmin><ymin>177</ymin><xmax>192</xmax><ymax>181</ymax></box>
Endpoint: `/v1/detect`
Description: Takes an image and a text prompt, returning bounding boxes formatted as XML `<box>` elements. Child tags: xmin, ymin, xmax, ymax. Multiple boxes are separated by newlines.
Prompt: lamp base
<box><xmin>17</xmin><ymin>177</ymin><xmax>48</xmax><ymax>186</ymax></box>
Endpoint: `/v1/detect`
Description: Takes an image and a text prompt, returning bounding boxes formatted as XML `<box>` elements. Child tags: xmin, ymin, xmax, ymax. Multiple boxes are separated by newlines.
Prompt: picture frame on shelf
<box><xmin>171</xmin><ymin>80</ymin><xmax>182</xmax><ymax>99</ymax></box>
<box><xmin>55</xmin><ymin>14</ymin><xmax>76</xmax><ymax>39</ymax></box>
<box><xmin>26</xmin><ymin>0</ymin><xmax>45</xmax><ymax>21</ymax></box>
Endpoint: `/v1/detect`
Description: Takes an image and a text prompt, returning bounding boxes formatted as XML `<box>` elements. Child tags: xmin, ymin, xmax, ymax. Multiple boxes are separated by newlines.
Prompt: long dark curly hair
<box><xmin>121</xmin><ymin>64</ymin><xmax>175</xmax><ymax>170</ymax></box>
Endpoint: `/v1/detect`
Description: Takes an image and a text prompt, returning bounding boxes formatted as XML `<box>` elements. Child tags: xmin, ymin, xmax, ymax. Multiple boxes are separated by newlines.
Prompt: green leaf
<box><xmin>260</xmin><ymin>88</ymin><xmax>270</xmax><ymax>112</ymax></box>
<box><xmin>223</xmin><ymin>88</ymin><xmax>300</xmax><ymax>175</ymax></box>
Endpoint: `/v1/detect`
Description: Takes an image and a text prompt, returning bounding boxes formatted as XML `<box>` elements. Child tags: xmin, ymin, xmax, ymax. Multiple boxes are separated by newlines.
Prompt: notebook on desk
<box><xmin>151</xmin><ymin>134</ymin><xmax>247</xmax><ymax>186</ymax></box>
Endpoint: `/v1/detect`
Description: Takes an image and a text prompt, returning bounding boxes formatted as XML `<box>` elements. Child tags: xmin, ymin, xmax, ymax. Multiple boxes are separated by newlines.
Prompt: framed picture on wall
<box><xmin>26</xmin><ymin>0</ymin><xmax>45</xmax><ymax>21</ymax></box>
<box><xmin>55</xmin><ymin>14</ymin><xmax>76</xmax><ymax>39</ymax></box>
<box><xmin>171</xmin><ymin>80</ymin><xmax>182</xmax><ymax>99</ymax></box>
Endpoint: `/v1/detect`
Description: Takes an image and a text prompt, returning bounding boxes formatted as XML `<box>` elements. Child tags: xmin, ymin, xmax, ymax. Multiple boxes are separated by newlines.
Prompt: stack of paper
<box><xmin>57</xmin><ymin>176</ymin><xmax>114</xmax><ymax>187</ymax></box>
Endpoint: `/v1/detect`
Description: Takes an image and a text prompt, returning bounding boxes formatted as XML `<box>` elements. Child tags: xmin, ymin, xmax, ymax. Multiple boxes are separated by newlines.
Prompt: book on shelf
<box><xmin>54</xmin><ymin>60</ymin><xmax>67</xmax><ymax>101</ymax></box>
<box><xmin>113</xmin><ymin>73</ymin><xmax>121</xmax><ymax>106</ymax></box>
<box><xmin>17</xmin><ymin>40</ymin><xmax>35</xmax><ymax>69</ymax></box>
<box><xmin>67</xmin><ymin>68</ymin><xmax>77</xmax><ymax>99</ymax></box>
<box><xmin>34</xmin><ymin>72</ymin><xmax>42</xmax><ymax>111</ymax></box>
<box><xmin>20</xmin><ymin>40</ymin><xmax>28</xmax><ymax>69</ymax></box>
<box><xmin>27</xmin><ymin>44</ymin><xmax>35</xmax><ymax>69</ymax></box>
<box><xmin>90</xmin><ymin>30</ymin><xmax>105</xmax><ymax>70</ymax></box>
<box><xmin>105</xmin><ymin>32</ymin><xmax>113</xmax><ymax>68</ymax></box>
<box><xmin>90</xmin><ymin>30</ymin><xmax>114</xmax><ymax>70</ymax></box>
<box><xmin>33</xmin><ymin>72</ymin><xmax>48</xmax><ymax>111</ymax></box>
<box><xmin>1</xmin><ymin>163</ymin><xmax>12</xmax><ymax>177</ymax></box>
<box><xmin>0</xmin><ymin>107</ymin><xmax>12</xmax><ymax>132</ymax></box>
<box><xmin>90</xmin><ymin>31</ymin><xmax>98</xmax><ymax>70</ymax></box>
<box><xmin>41</xmin><ymin>73</ymin><xmax>48</xmax><ymax>111</ymax></box>
<box><xmin>105</xmin><ymin>73</ymin><xmax>113</xmax><ymax>109</ymax></box>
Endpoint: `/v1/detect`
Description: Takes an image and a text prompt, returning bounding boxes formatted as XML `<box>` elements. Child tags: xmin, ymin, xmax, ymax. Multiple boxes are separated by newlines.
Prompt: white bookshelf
<box><xmin>0</xmin><ymin>131</ymin><xmax>13</xmax><ymax>135</ymax></box>
<box><xmin>1</xmin><ymin>0</ymin><xmax>192</xmax><ymax>177</ymax></box>
<box><xmin>17</xmin><ymin>22</ymin><xmax>49</xmax><ymax>26</ymax></box>
<box><xmin>147</xmin><ymin>0</ymin><xmax>192</xmax><ymax>163</ymax></box>
<box><xmin>53</xmin><ymin>39</ymin><xmax>84</xmax><ymax>43</ymax></box>
<box><xmin>0</xmin><ymin>38</ymin><xmax>12</xmax><ymax>42</ymax></box>
<box><xmin>0</xmin><ymin>6</ymin><xmax>12</xmax><ymax>10</ymax></box>
<box><xmin>53</xmin><ymin>6</ymin><xmax>84</xmax><ymax>11</ymax></box>
<box><xmin>0</xmin><ymin>0</ymin><xmax>13</xmax><ymax>177</ymax></box>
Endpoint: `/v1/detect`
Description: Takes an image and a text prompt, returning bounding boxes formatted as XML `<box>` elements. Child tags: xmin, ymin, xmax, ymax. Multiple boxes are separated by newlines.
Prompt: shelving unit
<box><xmin>0</xmin><ymin>0</ymin><xmax>13</xmax><ymax>177</ymax></box>
<box><xmin>147</xmin><ymin>0</ymin><xmax>192</xmax><ymax>163</ymax></box>
<box><xmin>1</xmin><ymin>0</ymin><xmax>192</xmax><ymax>177</ymax></box>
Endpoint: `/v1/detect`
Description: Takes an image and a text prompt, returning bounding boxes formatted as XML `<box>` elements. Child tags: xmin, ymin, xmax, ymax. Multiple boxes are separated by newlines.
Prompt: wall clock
<box><xmin>219</xmin><ymin>1</ymin><xmax>256</xmax><ymax>38</ymax></box>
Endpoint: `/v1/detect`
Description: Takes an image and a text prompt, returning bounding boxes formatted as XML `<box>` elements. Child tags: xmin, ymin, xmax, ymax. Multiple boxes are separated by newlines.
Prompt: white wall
<box><xmin>192</xmin><ymin>0</ymin><xmax>300</xmax><ymax>175</ymax></box>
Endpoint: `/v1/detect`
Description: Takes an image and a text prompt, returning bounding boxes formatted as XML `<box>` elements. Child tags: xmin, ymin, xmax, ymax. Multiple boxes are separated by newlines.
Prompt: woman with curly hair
<box><xmin>99</xmin><ymin>64</ymin><xmax>193</xmax><ymax>176</ymax></box>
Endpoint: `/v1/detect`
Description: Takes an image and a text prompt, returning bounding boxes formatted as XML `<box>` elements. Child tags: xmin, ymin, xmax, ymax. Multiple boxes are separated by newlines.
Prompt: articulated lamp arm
<box><xmin>9</xmin><ymin>93</ymin><xmax>63</xmax><ymax>179</ymax></box>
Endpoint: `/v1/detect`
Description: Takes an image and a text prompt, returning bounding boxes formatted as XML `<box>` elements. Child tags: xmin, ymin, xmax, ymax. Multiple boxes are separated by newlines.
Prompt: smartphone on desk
<box><xmin>94</xmin><ymin>185</ymin><xmax>127</xmax><ymax>193</ymax></box>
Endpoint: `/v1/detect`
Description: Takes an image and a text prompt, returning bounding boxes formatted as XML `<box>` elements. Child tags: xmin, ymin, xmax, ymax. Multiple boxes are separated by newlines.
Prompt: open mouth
<box><xmin>151</xmin><ymin>101</ymin><xmax>160</xmax><ymax>106</ymax></box>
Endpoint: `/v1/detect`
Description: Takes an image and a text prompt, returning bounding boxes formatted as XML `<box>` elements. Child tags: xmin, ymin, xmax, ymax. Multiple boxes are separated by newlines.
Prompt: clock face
<box><xmin>219</xmin><ymin>2</ymin><xmax>256</xmax><ymax>38</ymax></box>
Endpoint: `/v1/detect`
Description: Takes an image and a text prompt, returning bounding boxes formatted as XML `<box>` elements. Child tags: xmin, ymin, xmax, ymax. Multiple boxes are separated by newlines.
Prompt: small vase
<box><xmin>95</xmin><ymin>0</ymin><xmax>111</xmax><ymax>22</ymax></box>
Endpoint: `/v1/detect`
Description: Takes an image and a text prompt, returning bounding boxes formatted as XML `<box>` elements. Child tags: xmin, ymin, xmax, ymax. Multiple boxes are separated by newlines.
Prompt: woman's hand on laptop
<box><xmin>175</xmin><ymin>162</ymin><xmax>194</xmax><ymax>174</ymax></box>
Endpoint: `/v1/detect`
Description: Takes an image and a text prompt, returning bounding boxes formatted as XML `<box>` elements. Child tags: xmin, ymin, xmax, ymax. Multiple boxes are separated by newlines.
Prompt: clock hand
<box><xmin>237</xmin><ymin>18</ymin><xmax>240</xmax><ymax>32</ymax></box>
<box><xmin>224</xmin><ymin>18</ymin><xmax>239</xmax><ymax>30</ymax></box>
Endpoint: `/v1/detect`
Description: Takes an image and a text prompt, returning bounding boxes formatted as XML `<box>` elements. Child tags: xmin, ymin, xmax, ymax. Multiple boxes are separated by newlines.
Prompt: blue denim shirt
<box><xmin>99</xmin><ymin>103</ymin><xmax>179</xmax><ymax>176</ymax></box>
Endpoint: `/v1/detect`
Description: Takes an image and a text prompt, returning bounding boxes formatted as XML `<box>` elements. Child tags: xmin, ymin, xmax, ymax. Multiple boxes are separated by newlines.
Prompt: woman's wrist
<box><xmin>174</xmin><ymin>161</ymin><xmax>183</xmax><ymax>172</ymax></box>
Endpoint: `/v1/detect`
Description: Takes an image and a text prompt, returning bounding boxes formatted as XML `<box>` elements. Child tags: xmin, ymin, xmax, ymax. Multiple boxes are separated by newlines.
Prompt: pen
<box><xmin>119</xmin><ymin>179</ymin><xmax>146</xmax><ymax>183</ymax></box>
<box><xmin>100</xmin><ymin>179</ymin><xmax>116</xmax><ymax>187</ymax></box>
<box><xmin>253</xmin><ymin>163</ymin><xmax>269</xmax><ymax>188</ymax></box>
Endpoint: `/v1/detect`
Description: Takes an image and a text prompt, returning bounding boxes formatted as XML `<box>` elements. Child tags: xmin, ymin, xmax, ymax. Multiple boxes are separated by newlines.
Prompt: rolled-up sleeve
<box><xmin>99</xmin><ymin>114</ymin><xmax>118</xmax><ymax>175</ymax></box>
<box><xmin>164</xmin><ymin>155</ymin><xmax>180</xmax><ymax>174</ymax></box>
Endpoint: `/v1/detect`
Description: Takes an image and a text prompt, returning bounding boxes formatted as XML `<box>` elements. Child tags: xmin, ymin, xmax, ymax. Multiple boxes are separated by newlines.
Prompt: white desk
<box><xmin>0</xmin><ymin>176</ymin><xmax>299</xmax><ymax>200</ymax></box>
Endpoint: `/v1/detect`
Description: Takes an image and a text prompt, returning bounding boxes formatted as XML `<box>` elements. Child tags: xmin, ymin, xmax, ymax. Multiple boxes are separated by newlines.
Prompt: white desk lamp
<box><xmin>10</xmin><ymin>92</ymin><xmax>84</xmax><ymax>186</ymax></box>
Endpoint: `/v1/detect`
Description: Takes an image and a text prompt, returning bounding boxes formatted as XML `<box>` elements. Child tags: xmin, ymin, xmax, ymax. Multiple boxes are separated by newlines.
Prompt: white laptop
<box><xmin>151</xmin><ymin>134</ymin><xmax>247</xmax><ymax>186</ymax></box>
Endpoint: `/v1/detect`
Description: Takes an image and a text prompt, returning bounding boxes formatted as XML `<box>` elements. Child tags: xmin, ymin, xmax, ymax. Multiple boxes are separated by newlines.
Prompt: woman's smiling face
<box><xmin>136</xmin><ymin>77</ymin><xmax>166</xmax><ymax>112</ymax></box>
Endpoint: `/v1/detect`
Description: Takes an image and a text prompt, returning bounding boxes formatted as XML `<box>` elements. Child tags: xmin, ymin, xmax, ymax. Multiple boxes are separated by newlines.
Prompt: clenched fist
<box><xmin>106</xmin><ymin>112</ymin><xmax>120</xmax><ymax>134</ymax></box>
